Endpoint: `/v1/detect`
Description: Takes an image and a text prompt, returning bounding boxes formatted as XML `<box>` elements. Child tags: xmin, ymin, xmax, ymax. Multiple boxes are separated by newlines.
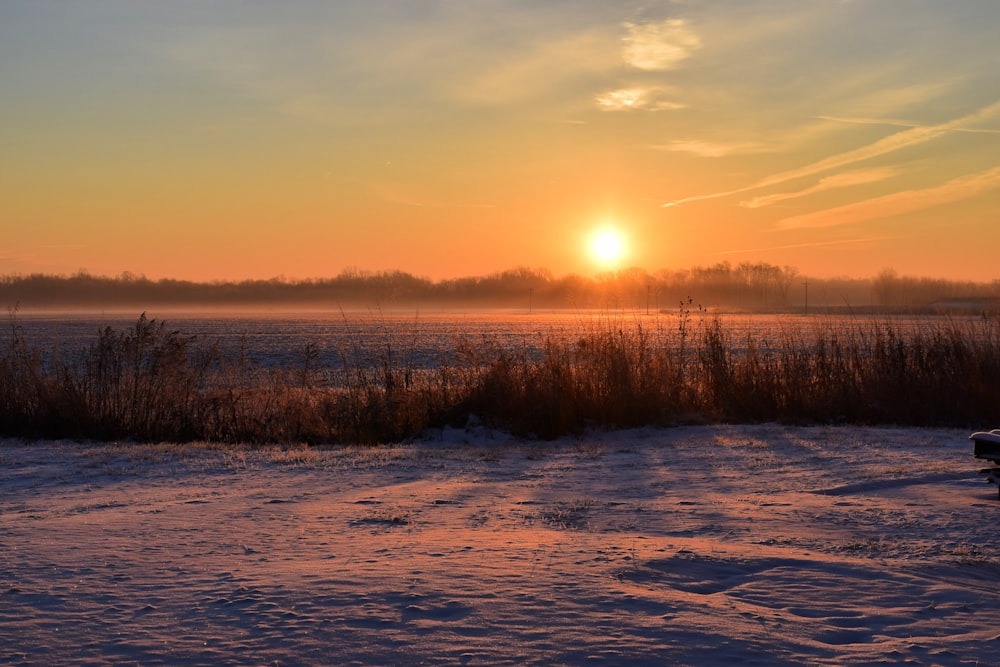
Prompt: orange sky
<box><xmin>3</xmin><ymin>2</ymin><xmax>1000</xmax><ymax>282</ymax></box>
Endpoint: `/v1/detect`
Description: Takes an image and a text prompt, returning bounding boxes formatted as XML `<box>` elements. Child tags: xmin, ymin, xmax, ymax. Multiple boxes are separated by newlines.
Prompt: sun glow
<box><xmin>589</xmin><ymin>227</ymin><xmax>627</xmax><ymax>268</ymax></box>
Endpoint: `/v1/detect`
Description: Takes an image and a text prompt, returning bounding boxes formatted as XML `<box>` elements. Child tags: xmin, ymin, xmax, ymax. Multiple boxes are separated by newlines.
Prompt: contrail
<box><xmin>663</xmin><ymin>98</ymin><xmax>1000</xmax><ymax>207</ymax></box>
<box><xmin>818</xmin><ymin>115</ymin><xmax>1000</xmax><ymax>134</ymax></box>
<box><xmin>775</xmin><ymin>164</ymin><xmax>1000</xmax><ymax>230</ymax></box>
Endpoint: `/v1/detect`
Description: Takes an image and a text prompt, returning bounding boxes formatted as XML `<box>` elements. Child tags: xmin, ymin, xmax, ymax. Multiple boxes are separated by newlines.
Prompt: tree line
<box><xmin>2</xmin><ymin>263</ymin><xmax>999</xmax><ymax>312</ymax></box>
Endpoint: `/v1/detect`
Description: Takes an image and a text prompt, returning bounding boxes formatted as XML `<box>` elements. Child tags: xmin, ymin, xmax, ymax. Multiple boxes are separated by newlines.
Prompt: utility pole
<box><xmin>528</xmin><ymin>287</ymin><xmax>533</xmax><ymax>314</ymax></box>
<box><xmin>803</xmin><ymin>280</ymin><xmax>809</xmax><ymax>316</ymax></box>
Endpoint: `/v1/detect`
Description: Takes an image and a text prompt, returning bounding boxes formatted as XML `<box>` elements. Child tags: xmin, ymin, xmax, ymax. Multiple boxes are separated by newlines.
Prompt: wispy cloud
<box><xmin>664</xmin><ymin>98</ymin><xmax>1000</xmax><ymax>207</ymax></box>
<box><xmin>776</xmin><ymin>165</ymin><xmax>1000</xmax><ymax>229</ymax></box>
<box><xmin>622</xmin><ymin>19</ymin><xmax>701</xmax><ymax>71</ymax></box>
<box><xmin>648</xmin><ymin>139</ymin><xmax>761</xmax><ymax>157</ymax></box>
<box><xmin>819</xmin><ymin>115</ymin><xmax>1000</xmax><ymax>134</ymax></box>
<box><xmin>446</xmin><ymin>28</ymin><xmax>616</xmax><ymax>107</ymax></box>
<box><xmin>595</xmin><ymin>87</ymin><xmax>686</xmax><ymax>112</ymax></box>
<box><xmin>741</xmin><ymin>167</ymin><xmax>897</xmax><ymax>208</ymax></box>
<box><xmin>157</xmin><ymin>10</ymin><xmax>621</xmax><ymax>116</ymax></box>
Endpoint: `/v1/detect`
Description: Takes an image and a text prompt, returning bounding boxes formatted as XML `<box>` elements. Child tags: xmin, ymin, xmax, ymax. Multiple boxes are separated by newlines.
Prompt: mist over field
<box><xmin>3</xmin><ymin>264</ymin><xmax>1000</xmax><ymax>313</ymax></box>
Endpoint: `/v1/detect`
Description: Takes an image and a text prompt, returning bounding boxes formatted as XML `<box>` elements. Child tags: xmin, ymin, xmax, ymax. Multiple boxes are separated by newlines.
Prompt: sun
<box><xmin>589</xmin><ymin>227</ymin><xmax>627</xmax><ymax>267</ymax></box>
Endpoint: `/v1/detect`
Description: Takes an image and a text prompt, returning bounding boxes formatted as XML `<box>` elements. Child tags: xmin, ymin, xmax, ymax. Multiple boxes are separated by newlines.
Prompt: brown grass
<box><xmin>2</xmin><ymin>308</ymin><xmax>999</xmax><ymax>444</ymax></box>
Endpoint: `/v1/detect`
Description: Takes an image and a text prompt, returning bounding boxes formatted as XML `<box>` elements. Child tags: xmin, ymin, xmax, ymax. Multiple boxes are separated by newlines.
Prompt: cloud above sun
<box><xmin>649</xmin><ymin>140</ymin><xmax>761</xmax><ymax>157</ymax></box>
<box><xmin>594</xmin><ymin>18</ymin><xmax>700</xmax><ymax>113</ymax></box>
<box><xmin>594</xmin><ymin>87</ymin><xmax>686</xmax><ymax>112</ymax></box>
<box><xmin>622</xmin><ymin>19</ymin><xmax>702</xmax><ymax>71</ymax></box>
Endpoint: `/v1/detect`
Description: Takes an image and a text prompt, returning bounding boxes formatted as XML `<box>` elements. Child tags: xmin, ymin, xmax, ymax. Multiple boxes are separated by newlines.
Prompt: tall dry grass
<box><xmin>1</xmin><ymin>308</ymin><xmax>998</xmax><ymax>444</ymax></box>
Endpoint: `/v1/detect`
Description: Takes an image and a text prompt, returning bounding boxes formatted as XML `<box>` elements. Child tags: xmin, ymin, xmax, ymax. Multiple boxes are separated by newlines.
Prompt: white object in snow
<box><xmin>970</xmin><ymin>429</ymin><xmax>1000</xmax><ymax>498</ymax></box>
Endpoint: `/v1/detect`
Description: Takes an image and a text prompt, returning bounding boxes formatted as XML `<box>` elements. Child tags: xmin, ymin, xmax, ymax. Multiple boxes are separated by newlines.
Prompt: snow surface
<box><xmin>2</xmin><ymin>425</ymin><xmax>999</xmax><ymax>665</ymax></box>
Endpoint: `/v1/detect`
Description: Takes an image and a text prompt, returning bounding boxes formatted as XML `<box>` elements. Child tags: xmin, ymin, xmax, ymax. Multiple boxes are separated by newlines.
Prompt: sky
<box><xmin>2</xmin><ymin>1</ymin><xmax>1000</xmax><ymax>283</ymax></box>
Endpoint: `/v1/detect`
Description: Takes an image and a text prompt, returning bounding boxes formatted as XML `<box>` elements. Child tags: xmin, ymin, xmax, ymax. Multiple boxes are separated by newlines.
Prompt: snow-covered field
<box><xmin>2</xmin><ymin>425</ymin><xmax>998</xmax><ymax>666</ymax></box>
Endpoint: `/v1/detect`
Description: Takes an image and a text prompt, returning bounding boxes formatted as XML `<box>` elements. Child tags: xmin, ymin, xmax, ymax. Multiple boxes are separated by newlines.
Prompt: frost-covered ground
<box><xmin>1</xmin><ymin>425</ymin><xmax>998</xmax><ymax>666</ymax></box>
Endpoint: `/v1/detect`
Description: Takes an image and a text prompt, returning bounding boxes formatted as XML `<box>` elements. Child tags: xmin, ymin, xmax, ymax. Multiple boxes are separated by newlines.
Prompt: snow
<box><xmin>2</xmin><ymin>425</ymin><xmax>998</xmax><ymax>665</ymax></box>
